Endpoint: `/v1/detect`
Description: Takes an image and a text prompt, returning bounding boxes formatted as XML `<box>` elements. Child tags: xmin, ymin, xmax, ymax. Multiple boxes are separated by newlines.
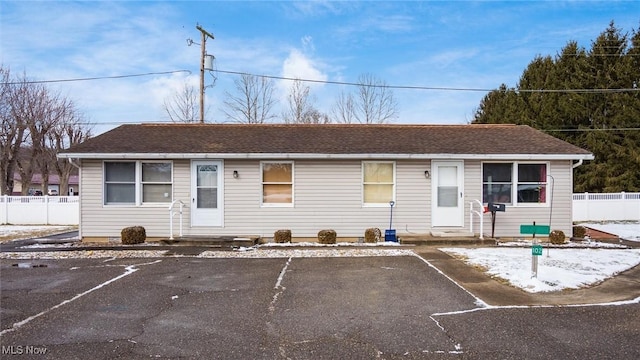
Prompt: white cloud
<box><xmin>277</xmin><ymin>48</ymin><xmax>328</xmax><ymax>105</ymax></box>
<box><xmin>282</xmin><ymin>49</ymin><xmax>327</xmax><ymax>82</ymax></box>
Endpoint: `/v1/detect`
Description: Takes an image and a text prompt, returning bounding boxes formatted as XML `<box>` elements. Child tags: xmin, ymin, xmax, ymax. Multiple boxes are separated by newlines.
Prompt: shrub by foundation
<box><xmin>572</xmin><ymin>225</ymin><xmax>587</xmax><ymax>239</ymax></box>
<box><xmin>274</xmin><ymin>229</ymin><xmax>292</xmax><ymax>243</ymax></box>
<box><xmin>549</xmin><ymin>230</ymin><xmax>566</xmax><ymax>245</ymax></box>
<box><xmin>121</xmin><ymin>226</ymin><xmax>146</xmax><ymax>245</ymax></box>
<box><xmin>318</xmin><ymin>229</ymin><xmax>337</xmax><ymax>244</ymax></box>
<box><xmin>364</xmin><ymin>228</ymin><xmax>382</xmax><ymax>243</ymax></box>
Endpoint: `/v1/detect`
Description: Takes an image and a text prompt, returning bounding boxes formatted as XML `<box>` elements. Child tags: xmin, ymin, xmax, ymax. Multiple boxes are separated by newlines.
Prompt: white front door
<box><xmin>191</xmin><ymin>160</ymin><xmax>223</xmax><ymax>227</ymax></box>
<box><xmin>432</xmin><ymin>161</ymin><xmax>464</xmax><ymax>227</ymax></box>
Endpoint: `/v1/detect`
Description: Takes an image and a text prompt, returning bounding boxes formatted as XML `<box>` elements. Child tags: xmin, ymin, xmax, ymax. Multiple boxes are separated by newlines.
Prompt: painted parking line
<box><xmin>0</xmin><ymin>259</ymin><xmax>162</xmax><ymax>337</ymax></box>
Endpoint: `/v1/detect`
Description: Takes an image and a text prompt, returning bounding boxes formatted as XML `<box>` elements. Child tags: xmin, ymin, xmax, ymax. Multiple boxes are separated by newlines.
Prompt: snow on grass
<box><xmin>440</xmin><ymin>247</ymin><xmax>640</xmax><ymax>293</ymax></box>
<box><xmin>497</xmin><ymin>240</ymin><xmax>626</xmax><ymax>248</ymax></box>
<box><xmin>0</xmin><ymin>225</ymin><xmax>76</xmax><ymax>242</ymax></box>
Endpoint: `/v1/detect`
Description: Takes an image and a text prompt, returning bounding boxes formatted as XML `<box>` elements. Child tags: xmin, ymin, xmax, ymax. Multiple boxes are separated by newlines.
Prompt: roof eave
<box><xmin>58</xmin><ymin>152</ymin><xmax>595</xmax><ymax>161</ymax></box>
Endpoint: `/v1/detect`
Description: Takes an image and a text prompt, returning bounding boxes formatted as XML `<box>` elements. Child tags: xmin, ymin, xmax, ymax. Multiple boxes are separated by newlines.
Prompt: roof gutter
<box><xmin>58</xmin><ymin>152</ymin><xmax>596</xmax><ymax>161</ymax></box>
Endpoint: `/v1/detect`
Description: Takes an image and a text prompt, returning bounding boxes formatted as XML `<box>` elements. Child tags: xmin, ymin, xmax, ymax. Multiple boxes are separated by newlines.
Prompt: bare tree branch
<box><xmin>162</xmin><ymin>82</ymin><xmax>202</xmax><ymax>123</ymax></box>
<box><xmin>0</xmin><ymin>65</ymin><xmax>89</xmax><ymax>195</ymax></box>
<box><xmin>283</xmin><ymin>79</ymin><xmax>331</xmax><ymax>124</ymax></box>
<box><xmin>222</xmin><ymin>74</ymin><xmax>277</xmax><ymax>124</ymax></box>
<box><xmin>331</xmin><ymin>73</ymin><xmax>398</xmax><ymax>124</ymax></box>
<box><xmin>331</xmin><ymin>91</ymin><xmax>356</xmax><ymax>124</ymax></box>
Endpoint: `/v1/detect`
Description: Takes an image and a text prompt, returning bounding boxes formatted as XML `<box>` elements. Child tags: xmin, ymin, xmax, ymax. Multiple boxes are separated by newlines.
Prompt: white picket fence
<box><xmin>1</xmin><ymin>193</ymin><xmax>638</xmax><ymax>226</ymax></box>
<box><xmin>1</xmin><ymin>195</ymin><xmax>79</xmax><ymax>225</ymax></box>
<box><xmin>572</xmin><ymin>192</ymin><xmax>640</xmax><ymax>222</ymax></box>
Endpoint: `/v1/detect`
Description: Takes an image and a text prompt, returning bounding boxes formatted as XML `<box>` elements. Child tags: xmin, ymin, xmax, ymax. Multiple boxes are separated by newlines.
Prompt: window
<box><xmin>104</xmin><ymin>161</ymin><xmax>172</xmax><ymax>205</ymax></box>
<box><xmin>517</xmin><ymin>164</ymin><xmax>547</xmax><ymax>203</ymax></box>
<box><xmin>483</xmin><ymin>163</ymin><xmax>512</xmax><ymax>204</ymax></box>
<box><xmin>105</xmin><ymin>162</ymin><xmax>135</xmax><ymax>204</ymax></box>
<box><xmin>262</xmin><ymin>162</ymin><xmax>293</xmax><ymax>205</ymax></box>
<box><xmin>482</xmin><ymin>162</ymin><xmax>548</xmax><ymax>206</ymax></box>
<box><xmin>363</xmin><ymin>161</ymin><xmax>395</xmax><ymax>205</ymax></box>
<box><xmin>142</xmin><ymin>162</ymin><xmax>173</xmax><ymax>203</ymax></box>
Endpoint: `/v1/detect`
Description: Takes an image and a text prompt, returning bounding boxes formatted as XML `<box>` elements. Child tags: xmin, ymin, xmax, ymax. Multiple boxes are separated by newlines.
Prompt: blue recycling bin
<box><xmin>385</xmin><ymin>229</ymin><xmax>397</xmax><ymax>242</ymax></box>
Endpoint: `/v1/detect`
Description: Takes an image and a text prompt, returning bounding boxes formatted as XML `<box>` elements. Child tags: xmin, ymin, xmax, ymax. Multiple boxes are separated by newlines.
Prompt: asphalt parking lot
<box><xmin>1</xmin><ymin>254</ymin><xmax>639</xmax><ymax>359</ymax></box>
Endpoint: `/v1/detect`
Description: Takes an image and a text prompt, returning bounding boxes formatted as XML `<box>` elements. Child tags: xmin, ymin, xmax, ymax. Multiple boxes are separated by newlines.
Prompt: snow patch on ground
<box><xmin>440</xmin><ymin>247</ymin><xmax>640</xmax><ymax>293</ymax></box>
<box><xmin>0</xmin><ymin>225</ymin><xmax>72</xmax><ymax>239</ymax></box>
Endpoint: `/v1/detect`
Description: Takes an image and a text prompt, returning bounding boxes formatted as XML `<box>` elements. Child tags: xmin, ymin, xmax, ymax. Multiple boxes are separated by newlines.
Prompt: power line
<box><xmin>215</xmin><ymin>69</ymin><xmax>640</xmax><ymax>94</ymax></box>
<box><xmin>3</xmin><ymin>68</ymin><xmax>639</xmax><ymax>94</ymax></box>
<box><xmin>2</xmin><ymin>70</ymin><xmax>192</xmax><ymax>85</ymax></box>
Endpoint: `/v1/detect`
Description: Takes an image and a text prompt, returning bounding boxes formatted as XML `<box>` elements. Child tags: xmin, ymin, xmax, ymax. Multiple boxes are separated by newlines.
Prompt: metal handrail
<box><xmin>169</xmin><ymin>200</ymin><xmax>186</xmax><ymax>240</ymax></box>
<box><xmin>469</xmin><ymin>199</ymin><xmax>485</xmax><ymax>240</ymax></box>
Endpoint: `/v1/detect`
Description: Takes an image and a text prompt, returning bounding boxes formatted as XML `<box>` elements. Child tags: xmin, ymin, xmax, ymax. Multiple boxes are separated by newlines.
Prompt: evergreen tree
<box><xmin>473</xmin><ymin>22</ymin><xmax>640</xmax><ymax>193</ymax></box>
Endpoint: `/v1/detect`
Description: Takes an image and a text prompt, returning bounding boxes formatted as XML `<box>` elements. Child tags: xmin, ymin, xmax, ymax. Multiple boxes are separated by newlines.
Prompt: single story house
<box><xmin>12</xmin><ymin>173</ymin><xmax>79</xmax><ymax>196</ymax></box>
<box><xmin>58</xmin><ymin>123</ymin><xmax>594</xmax><ymax>243</ymax></box>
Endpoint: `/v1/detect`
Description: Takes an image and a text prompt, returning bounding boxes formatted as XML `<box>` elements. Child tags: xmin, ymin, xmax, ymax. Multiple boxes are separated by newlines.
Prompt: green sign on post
<box><xmin>520</xmin><ymin>224</ymin><xmax>551</xmax><ymax>236</ymax></box>
<box><xmin>532</xmin><ymin>244</ymin><xmax>543</xmax><ymax>256</ymax></box>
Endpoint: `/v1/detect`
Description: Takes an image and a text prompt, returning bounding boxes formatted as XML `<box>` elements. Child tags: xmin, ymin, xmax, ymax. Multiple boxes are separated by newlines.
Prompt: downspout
<box><xmin>572</xmin><ymin>159</ymin><xmax>583</xmax><ymax>169</ymax></box>
<box><xmin>68</xmin><ymin>158</ymin><xmax>82</xmax><ymax>240</ymax></box>
<box><xmin>570</xmin><ymin>158</ymin><xmax>584</xmax><ymax>235</ymax></box>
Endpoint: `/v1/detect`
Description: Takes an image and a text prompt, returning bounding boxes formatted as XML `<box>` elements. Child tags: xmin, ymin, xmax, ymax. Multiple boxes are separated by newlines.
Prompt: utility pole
<box><xmin>196</xmin><ymin>25</ymin><xmax>214</xmax><ymax>123</ymax></box>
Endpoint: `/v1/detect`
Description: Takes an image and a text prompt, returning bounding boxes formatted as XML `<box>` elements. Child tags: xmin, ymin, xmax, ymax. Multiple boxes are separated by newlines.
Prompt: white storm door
<box><xmin>432</xmin><ymin>161</ymin><xmax>464</xmax><ymax>227</ymax></box>
<box><xmin>191</xmin><ymin>161</ymin><xmax>223</xmax><ymax>227</ymax></box>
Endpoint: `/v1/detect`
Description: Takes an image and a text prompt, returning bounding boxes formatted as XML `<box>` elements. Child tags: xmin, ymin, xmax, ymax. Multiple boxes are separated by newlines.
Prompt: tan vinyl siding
<box><xmin>80</xmin><ymin>159</ymin><xmax>181</xmax><ymax>239</ymax></box>
<box><xmin>79</xmin><ymin>158</ymin><xmax>574</xmax><ymax>240</ymax></box>
<box><xmin>464</xmin><ymin>160</ymin><xmax>482</xmax><ymax>234</ymax></box>
<box><xmin>219</xmin><ymin>159</ymin><xmax>432</xmax><ymax>238</ymax></box>
<box><xmin>466</xmin><ymin>160</ymin><xmax>573</xmax><ymax>239</ymax></box>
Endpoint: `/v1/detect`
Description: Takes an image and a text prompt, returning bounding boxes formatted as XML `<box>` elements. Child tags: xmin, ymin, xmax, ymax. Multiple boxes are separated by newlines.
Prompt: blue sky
<box><xmin>2</xmin><ymin>1</ymin><xmax>638</xmax><ymax>134</ymax></box>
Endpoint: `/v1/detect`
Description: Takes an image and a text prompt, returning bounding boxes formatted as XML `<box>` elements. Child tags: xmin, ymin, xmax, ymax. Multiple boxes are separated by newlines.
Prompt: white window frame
<box><xmin>260</xmin><ymin>161</ymin><xmax>294</xmax><ymax>207</ymax></box>
<box><xmin>362</xmin><ymin>161</ymin><xmax>396</xmax><ymax>207</ymax></box>
<box><xmin>103</xmin><ymin>161</ymin><xmax>173</xmax><ymax>206</ymax></box>
<box><xmin>482</xmin><ymin>161</ymin><xmax>549</xmax><ymax>207</ymax></box>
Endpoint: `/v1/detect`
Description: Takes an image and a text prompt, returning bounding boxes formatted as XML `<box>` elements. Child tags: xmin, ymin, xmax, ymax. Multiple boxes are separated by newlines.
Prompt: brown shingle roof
<box><xmin>61</xmin><ymin>123</ymin><xmax>592</xmax><ymax>158</ymax></box>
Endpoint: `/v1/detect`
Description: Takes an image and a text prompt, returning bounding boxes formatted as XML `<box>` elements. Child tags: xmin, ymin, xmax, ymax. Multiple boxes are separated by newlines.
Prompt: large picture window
<box><xmin>363</xmin><ymin>161</ymin><xmax>395</xmax><ymax>205</ymax></box>
<box><xmin>482</xmin><ymin>162</ymin><xmax>548</xmax><ymax>205</ymax></box>
<box><xmin>262</xmin><ymin>162</ymin><xmax>293</xmax><ymax>205</ymax></box>
<box><xmin>104</xmin><ymin>161</ymin><xmax>173</xmax><ymax>205</ymax></box>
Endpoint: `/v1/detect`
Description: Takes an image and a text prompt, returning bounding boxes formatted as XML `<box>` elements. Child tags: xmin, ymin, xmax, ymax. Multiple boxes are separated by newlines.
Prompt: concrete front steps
<box><xmin>398</xmin><ymin>232</ymin><xmax>496</xmax><ymax>246</ymax></box>
<box><xmin>159</xmin><ymin>235</ymin><xmax>260</xmax><ymax>248</ymax></box>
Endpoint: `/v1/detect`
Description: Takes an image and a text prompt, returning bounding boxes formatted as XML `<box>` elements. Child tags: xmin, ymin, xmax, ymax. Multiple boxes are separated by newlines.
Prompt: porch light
<box><xmin>424</xmin><ymin>170</ymin><xmax>430</xmax><ymax>179</ymax></box>
<box><xmin>233</xmin><ymin>170</ymin><xmax>239</xmax><ymax>178</ymax></box>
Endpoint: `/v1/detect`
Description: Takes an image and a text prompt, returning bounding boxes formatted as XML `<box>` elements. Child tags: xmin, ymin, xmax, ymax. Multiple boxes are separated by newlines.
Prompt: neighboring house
<box><xmin>12</xmin><ymin>173</ymin><xmax>80</xmax><ymax>196</ymax></box>
<box><xmin>58</xmin><ymin>123</ymin><xmax>593</xmax><ymax>242</ymax></box>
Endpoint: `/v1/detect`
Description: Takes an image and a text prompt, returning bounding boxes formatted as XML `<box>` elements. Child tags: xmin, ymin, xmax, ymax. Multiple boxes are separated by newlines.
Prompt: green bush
<box><xmin>274</xmin><ymin>229</ymin><xmax>292</xmax><ymax>243</ymax></box>
<box><xmin>364</xmin><ymin>228</ymin><xmax>381</xmax><ymax>243</ymax></box>
<box><xmin>549</xmin><ymin>230</ymin><xmax>566</xmax><ymax>245</ymax></box>
<box><xmin>121</xmin><ymin>226</ymin><xmax>146</xmax><ymax>245</ymax></box>
<box><xmin>318</xmin><ymin>229</ymin><xmax>337</xmax><ymax>244</ymax></box>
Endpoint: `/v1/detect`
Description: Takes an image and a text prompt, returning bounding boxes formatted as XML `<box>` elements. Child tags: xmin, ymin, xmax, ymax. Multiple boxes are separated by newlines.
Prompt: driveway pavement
<box><xmin>1</xmin><ymin>253</ymin><xmax>639</xmax><ymax>359</ymax></box>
